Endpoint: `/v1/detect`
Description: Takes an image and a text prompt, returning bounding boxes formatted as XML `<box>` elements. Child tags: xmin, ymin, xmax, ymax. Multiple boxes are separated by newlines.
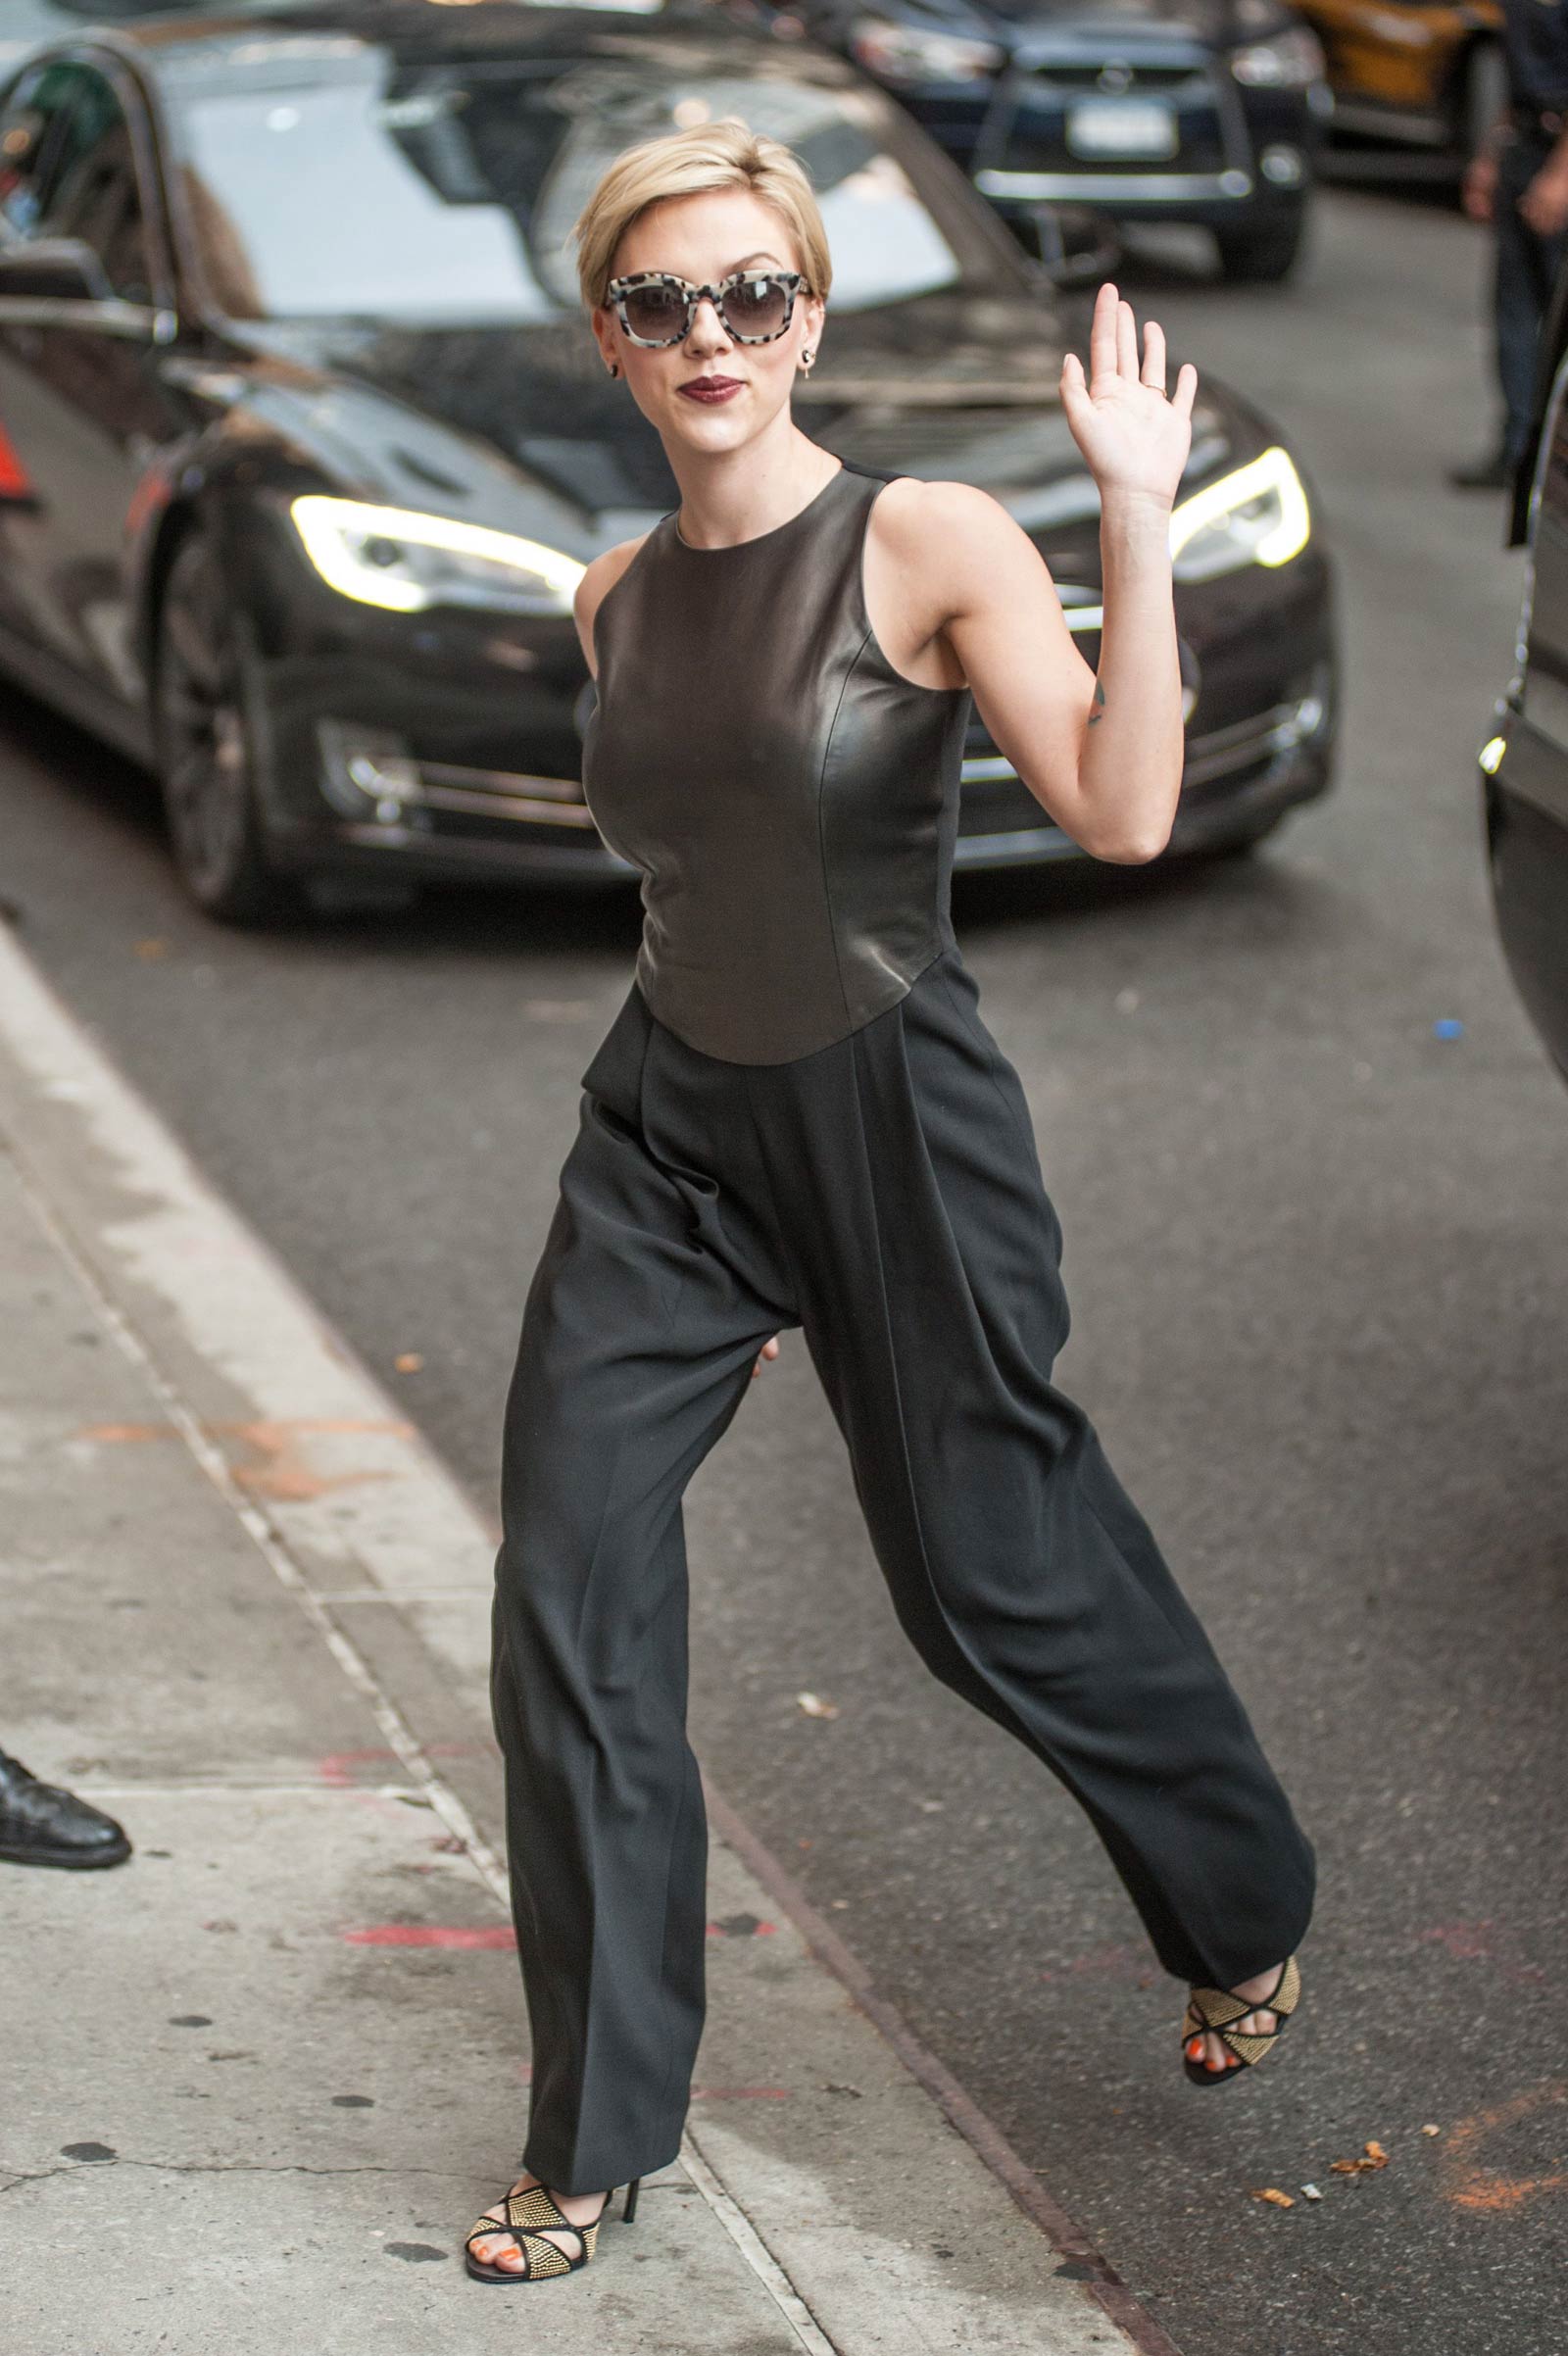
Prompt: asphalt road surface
<box><xmin>4</xmin><ymin>171</ymin><xmax>1565</xmax><ymax>2356</ymax></box>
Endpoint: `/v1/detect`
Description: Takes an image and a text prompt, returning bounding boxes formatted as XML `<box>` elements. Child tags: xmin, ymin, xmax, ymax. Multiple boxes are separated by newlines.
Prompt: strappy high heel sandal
<box><xmin>1181</xmin><ymin>1955</ymin><xmax>1301</xmax><ymax>2086</ymax></box>
<box><xmin>465</xmin><ymin>2173</ymin><xmax>641</xmax><ymax>2282</ymax></box>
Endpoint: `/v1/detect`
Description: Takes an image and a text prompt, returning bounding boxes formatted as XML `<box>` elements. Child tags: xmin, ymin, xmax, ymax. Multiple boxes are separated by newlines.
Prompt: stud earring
<box><xmin>801</xmin><ymin>347</ymin><xmax>815</xmax><ymax>372</ymax></box>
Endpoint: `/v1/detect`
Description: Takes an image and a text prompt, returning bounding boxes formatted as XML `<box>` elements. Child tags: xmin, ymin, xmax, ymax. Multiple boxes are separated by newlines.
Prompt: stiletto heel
<box><xmin>623</xmin><ymin>2177</ymin><xmax>641</xmax><ymax>2224</ymax></box>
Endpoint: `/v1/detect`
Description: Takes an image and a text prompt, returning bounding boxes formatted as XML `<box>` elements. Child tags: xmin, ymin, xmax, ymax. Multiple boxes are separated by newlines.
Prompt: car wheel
<box><xmin>153</xmin><ymin>531</ymin><xmax>299</xmax><ymax>924</ymax></box>
<box><xmin>1456</xmin><ymin>40</ymin><xmax>1508</xmax><ymax>171</ymax></box>
<box><xmin>1213</xmin><ymin>213</ymin><xmax>1305</xmax><ymax>284</ymax></box>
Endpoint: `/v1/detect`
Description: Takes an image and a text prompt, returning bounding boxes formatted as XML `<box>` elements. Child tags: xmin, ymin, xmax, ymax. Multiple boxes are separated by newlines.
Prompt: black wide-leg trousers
<box><xmin>490</xmin><ymin>943</ymin><xmax>1315</xmax><ymax>2193</ymax></box>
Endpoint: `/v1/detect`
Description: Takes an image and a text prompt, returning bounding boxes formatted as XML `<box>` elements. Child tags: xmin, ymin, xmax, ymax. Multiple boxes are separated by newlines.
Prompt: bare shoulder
<box><xmin>866</xmin><ymin>476</ymin><xmax>1046</xmax><ymax>599</ymax></box>
<box><xmin>574</xmin><ymin>531</ymin><xmax>654</xmax><ymax>677</ymax></box>
<box><xmin>863</xmin><ymin>476</ymin><xmax>1054</xmax><ymax>656</ymax></box>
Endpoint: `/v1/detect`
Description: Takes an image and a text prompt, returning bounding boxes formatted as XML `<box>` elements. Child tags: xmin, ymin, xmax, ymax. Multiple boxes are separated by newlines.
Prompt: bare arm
<box><xmin>904</xmin><ymin>281</ymin><xmax>1196</xmax><ymax>863</ymax></box>
<box><xmin>1520</xmin><ymin>122</ymin><xmax>1568</xmax><ymax>236</ymax></box>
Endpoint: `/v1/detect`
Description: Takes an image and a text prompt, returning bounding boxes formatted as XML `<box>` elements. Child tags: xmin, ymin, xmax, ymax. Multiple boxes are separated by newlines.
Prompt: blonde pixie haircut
<box><xmin>572</xmin><ymin>117</ymin><xmax>832</xmax><ymax>313</ymax></box>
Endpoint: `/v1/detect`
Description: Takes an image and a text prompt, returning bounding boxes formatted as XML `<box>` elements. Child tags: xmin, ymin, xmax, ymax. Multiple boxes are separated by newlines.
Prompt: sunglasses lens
<box><xmin>621</xmin><ymin>280</ymin><xmax>688</xmax><ymax>343</ymax></box>
<box><xmin>724</xmin><ymin>275</ymin><xmax>792</xmax><ymax>339</ymax></box>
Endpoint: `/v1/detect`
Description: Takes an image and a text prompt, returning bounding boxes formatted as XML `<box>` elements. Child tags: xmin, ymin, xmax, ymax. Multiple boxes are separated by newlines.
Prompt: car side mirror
<box><xmin>0</xmin><ymin>237</ymin><xmax>115</xmax><ymax>305</ymax></box>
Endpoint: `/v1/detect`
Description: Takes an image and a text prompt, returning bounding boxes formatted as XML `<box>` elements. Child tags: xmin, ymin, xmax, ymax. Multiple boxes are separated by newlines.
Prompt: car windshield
<box><xmin>153</xmin><ymin>28</ymin><xmax>1025</xmax><ymax>324</ymax></box>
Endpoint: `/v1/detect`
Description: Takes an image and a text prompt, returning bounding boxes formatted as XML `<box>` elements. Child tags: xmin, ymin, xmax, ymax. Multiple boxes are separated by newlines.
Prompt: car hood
<box><xmin>209</xmin><ymin>292</ymin><xmax>1262</xmax><ymax>576</ymax></box>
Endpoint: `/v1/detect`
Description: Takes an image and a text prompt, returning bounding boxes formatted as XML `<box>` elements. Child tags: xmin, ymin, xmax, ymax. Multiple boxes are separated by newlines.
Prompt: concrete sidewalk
<box><xmin>0</xmin><ymin>915</ymin><xmax>1170</xmax><ymax>2356</ymax></box>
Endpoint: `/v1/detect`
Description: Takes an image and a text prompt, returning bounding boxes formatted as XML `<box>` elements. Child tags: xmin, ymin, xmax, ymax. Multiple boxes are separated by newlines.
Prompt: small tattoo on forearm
<box><xmin>1087</xmin><ymin>681</ymin><xmax>1106</xmax><ymax>725</ymax></box>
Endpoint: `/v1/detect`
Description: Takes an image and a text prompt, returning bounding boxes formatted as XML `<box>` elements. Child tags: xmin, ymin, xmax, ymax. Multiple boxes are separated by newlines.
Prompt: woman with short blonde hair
<box><xmin>466</xmin><ymin>112</ymin><xmax>1313</xmax><ymax>2287</ymax></box>
<box><xmin>571</xmin><ymin>117</ymin><xmax>833</xmax><ymax>316</ymax></box>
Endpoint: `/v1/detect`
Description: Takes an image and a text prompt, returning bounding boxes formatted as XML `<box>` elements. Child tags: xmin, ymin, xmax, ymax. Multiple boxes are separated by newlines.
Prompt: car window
<box><xmin>155</xmin><ymin>33</ymin><xmax>1027</xmax><ymax>323</ymax></box>
<box><xmin>35</xmin><ymin>65</ymin><xmax>156</xmax><ymax>303</ymax></box>
<box><xmin>0</xmin><ymin>58</ymin><xmax>156</xmax><ymax>301</ymax></box>
<box><xmin>0</xmin><ymin>60</ymin><xmax>84</xmax><ymax>241</ymax></box>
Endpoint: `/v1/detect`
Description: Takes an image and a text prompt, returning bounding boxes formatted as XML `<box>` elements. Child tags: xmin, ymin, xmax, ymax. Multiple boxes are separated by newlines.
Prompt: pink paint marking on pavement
<box><xmin>1419</xmin><ymin>1922</ymin><xmax>1549</xmax><ymax>1984</ymax></box>
<box><xmin>317</xmin><ymin>1744</ymin><xmax>479</xmax><ymax>1787</ymax></box>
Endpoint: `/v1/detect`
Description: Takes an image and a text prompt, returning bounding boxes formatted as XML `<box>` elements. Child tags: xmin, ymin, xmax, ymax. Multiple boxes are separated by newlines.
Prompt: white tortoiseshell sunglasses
<box><xmin>604</xmin><ymin>268</ymin><xmax>808</xmax><ymax>348</ymax></box>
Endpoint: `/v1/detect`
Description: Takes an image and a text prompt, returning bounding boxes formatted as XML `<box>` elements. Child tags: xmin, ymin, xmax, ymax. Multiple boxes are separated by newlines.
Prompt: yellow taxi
<box><xmin>1297</xmin><ymin>0</ymin><xmax>1506</xmax><ymax>162</ymax></box>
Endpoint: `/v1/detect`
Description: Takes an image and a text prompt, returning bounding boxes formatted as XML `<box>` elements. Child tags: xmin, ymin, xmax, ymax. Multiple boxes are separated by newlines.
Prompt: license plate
<box><xmin>1063</xmin><ymin>98</ymin><xmax>1179</xmax><ymax>160</ymax></box>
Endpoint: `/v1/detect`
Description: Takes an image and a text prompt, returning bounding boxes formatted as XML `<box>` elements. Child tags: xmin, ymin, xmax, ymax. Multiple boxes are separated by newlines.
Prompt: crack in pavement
<box><xmin>0</xmin><ymin>2160</ymin><xmax>468</xmax><ymax>2192</ymax></box>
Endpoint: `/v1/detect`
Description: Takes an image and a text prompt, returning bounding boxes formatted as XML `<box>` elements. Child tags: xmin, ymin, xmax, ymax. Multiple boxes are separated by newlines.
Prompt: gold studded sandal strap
<box><xmin>1186</xmin><ymin>1985</ymin><xmax>1258</xmax><ymax>2032</ymax></box>
<box><xmin>1187</xmin><ymin>1955</ymin><xmax>1299</xmax><ymax>2035</ymax></box>
<box><xmin>466</xmin><ymin>2208</ymin><xmax>514</xmax><ymax>2253</ymax></box>
<box><xmin>513</xmin><ymin>2228</ymin><xmax>577</xmax><ymax>2278</ymax></box>
<box><xmin>1269</xmin><ymin>1955</ymin><xmax>1302</xmax><ymax>2018</ymax></box>
<box><xmin>503</xmin><ymin>2182</ymin><xmax>578</xmax><ymax>2235</ymax></box>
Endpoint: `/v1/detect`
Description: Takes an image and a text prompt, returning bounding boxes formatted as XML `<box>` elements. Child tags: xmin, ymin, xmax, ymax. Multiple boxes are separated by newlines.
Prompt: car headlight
<box><xmin>1229</xmin><ymin>25</ymin><xmax>1325</xmax><ymax>86</ymax></box>
<box><xmin>1169</xmin><ymin>447</ymin><xmax>1310</xmax><ymax>581</ymax></box>
<box><xmin>289</xmin><ymin>496</ymin><xmax>586</xmax><ymax>615</ymax></box>
<box><xmin>850</xmin><ymin>19</ymin><xmax>1004</xmax><ymax>83</ymax></box>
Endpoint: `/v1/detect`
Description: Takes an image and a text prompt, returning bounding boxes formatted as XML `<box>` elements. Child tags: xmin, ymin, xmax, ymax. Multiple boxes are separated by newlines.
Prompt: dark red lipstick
<box><xmin>678</xmin><ymin>374</ymin><xmax>744</xmax><ymax>403</ymax></box>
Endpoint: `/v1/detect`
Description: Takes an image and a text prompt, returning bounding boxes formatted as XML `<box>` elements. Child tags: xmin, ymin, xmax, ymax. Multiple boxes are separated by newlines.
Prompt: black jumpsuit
<box><xmin>489</xmin><ymin>460</ymin><xmax>1315</xmax><ymax>2195</ymax></box>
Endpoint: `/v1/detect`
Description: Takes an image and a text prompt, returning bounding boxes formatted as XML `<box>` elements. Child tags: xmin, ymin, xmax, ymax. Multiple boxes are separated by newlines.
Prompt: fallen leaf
<box><xmin>133</xmin><ymin>937</ymin><xmax>169</xmax><ymax>958</ymax></box>
<box><xmin>796</xmin><ymin>1691</ymin><xmax>839</xmax><ymax>1718</ymax></box>
<box><xmin>1364</xmin><ymin>2141</ymin><xmax>1390</xmax><ymax>2169</ymax></box>
<box><xmin>1422</xmin><ymin>2124</ymin><xmax>1442</xmax><ymax>2137</ymax></box>
<box><xmin>1251</xmin><ymin>2187</ymin><xmax>1295</xmax><ymax>2208</ymax></box>
<box><xmin>394</xmin><ymin>1351</ymin><xmax>423</xmax><ymax>1373</ymax></box>
<box><xmin>1300</xmin><ymin>2184</ymin><xmax>1323</xmax><ymax>2202</ymax></box>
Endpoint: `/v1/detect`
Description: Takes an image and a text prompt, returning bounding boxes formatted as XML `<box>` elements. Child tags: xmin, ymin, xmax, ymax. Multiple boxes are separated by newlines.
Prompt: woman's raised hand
<box><xmin>1059</xmin><ymin>281</ymin><xmax>1197</xmax><ymax>509</ymax></box>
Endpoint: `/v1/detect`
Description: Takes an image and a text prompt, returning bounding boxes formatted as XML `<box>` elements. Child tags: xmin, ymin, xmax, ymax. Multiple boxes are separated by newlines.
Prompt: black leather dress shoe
<box><xmin>0</xmin><ymin>1747</ymin><xmax>131</xmax><ymax>1869</ymax></box>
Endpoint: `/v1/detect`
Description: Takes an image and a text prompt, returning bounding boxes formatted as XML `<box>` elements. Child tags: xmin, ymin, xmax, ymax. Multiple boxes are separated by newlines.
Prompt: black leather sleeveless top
<box><xmin>580</xmin><ymin>461</ymin><xmax>973</xmax><ymax>1065</ymax></box>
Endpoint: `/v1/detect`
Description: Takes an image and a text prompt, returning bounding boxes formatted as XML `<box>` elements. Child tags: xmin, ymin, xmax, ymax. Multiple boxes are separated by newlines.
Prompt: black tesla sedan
<box><xmin>0</xmin><ymin>0</ymin><xmax>1337</xmax><ymax>921</ymax></box>
<box><xmin>725</xmin><ymin>0</ymin><xmax>1333</xmax><ymax>281</ymax></box>
<box><xmin>1484</xmin><ymin>254</ymin><xmax>1568</xmax><ymax>1087</ymax></box>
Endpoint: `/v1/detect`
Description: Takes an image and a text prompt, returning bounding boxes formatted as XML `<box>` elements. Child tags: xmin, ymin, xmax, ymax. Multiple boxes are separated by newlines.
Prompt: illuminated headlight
<box><xmin>850</xmin><ymin>19</ymin><xmax>1004</xmax><ymax>82</ymax></box>
<box><xmin>1169</xmin><ymin>447</ymin><xmax>1310</xmax><ymax>581</ymax></box>
<box><xmin>1229</xmin><ymin>25</ymin><xmax>1325</xmax><ymax>86</ymax></box>
<box><xmin>290</xmin><ymin>496</ymin><xmax>585</xmax><ymax>615</ymax></box>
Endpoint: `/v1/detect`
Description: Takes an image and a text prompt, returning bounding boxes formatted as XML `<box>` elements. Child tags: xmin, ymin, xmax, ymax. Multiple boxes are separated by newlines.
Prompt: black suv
<box><xmin>726</xmin><ymin>0</ymin><xmax>1332</xmax><ymax>281</ymax></box>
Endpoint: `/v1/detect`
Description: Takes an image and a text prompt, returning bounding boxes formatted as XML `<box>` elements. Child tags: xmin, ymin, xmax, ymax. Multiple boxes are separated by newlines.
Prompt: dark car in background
<box><xmin>726</xmin><ymin>0</ymin><xmax>1333</xmax><ymax>280</ymax></box>
<box><xmin>1295</xmin><ymin>0</ymin><xmax>1505</xmax><ymax>169</ymax></box>
<box><xmin>1482</xmin><ymin>254</ymin><xmax>1568</xmax><ymax>1086</ymax></box>
<box><xmin>0</xmin><ymin>0</ymin><xmax>1337</xmax><ymax>921</ymax></box>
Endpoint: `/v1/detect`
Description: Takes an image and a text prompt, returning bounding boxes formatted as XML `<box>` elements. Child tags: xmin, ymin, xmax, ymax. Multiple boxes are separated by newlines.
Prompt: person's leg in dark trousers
<box><xmin>753</xmin><ymin>948</ymin><xmax>1315</xmax><ymax>1989</ymax></box>
<box><xmin>1496</xmin><ymin>134</ymin><xmax>1568</xmax><ymax>471</ymax></box>
<box><xmin>491</xmin><ymin>953</ymin><xmax>1314</xmax><ymax>2196</ymax></box>
<box><xmin>489</xmin><ymin>985</ymin><xmax>798</xmax><ymax>2195</ymax></box>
